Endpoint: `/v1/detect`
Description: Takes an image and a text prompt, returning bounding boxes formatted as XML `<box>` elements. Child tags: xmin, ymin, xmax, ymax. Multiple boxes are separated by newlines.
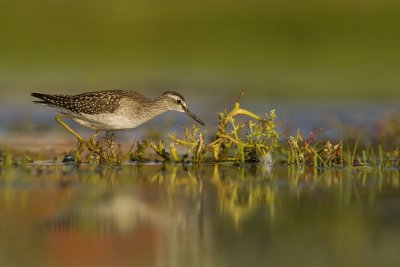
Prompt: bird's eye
<box><xmin>176</xmin><ymin>99</ymin><xmax>182</xmax><ymax>104</ymax></box>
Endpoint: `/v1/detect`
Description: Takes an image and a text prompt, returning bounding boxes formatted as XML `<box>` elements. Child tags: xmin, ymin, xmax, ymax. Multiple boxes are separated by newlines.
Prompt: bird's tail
<box><xmin>31</xmin><ymin>92</ymin><xmax>72</xmax><ymax>106</ymax></box>
<box><xmin>31</xmin><ymin>92</ymin><xmax>51</xmax><ymax>104</ymax></box>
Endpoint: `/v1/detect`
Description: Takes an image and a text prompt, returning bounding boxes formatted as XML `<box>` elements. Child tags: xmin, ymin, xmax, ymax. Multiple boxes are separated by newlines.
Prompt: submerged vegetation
<box><xmin>1</xmin><ymin>92</ymin><xmax>400</xmax><ymax>168</ymax></box>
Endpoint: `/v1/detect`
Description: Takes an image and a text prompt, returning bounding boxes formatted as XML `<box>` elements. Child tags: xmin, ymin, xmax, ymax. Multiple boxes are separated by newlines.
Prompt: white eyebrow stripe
<box><xmin>167</xmin><ymin>94</ymin><xmax>185</xmax><ymax>103</ymax></box>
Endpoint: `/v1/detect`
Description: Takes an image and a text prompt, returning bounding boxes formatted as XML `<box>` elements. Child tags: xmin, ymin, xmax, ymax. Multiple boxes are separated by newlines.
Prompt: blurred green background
<box><xmin>1</xmin><ymin>0</ymin><xmax>400</xmax><ymax>102</ymax></box>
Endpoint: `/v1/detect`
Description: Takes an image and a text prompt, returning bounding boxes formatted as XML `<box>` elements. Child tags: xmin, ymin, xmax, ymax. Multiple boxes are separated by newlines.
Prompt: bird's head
<box><xmin>162</xmin><ymin>91</ymin><xmax>205</xmax><ymax>126</ymax></box>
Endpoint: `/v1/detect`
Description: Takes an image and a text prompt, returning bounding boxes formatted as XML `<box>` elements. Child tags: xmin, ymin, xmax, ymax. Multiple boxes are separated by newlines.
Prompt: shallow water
<box><xmin>1</xmin><ymin>164</ymin><xmax>400</xmax><ymax>267</ymax></box>
<box><xmin>2</xmin><ymin>100</ymin><xmax>400</xmax><ymax>140</ymax></box>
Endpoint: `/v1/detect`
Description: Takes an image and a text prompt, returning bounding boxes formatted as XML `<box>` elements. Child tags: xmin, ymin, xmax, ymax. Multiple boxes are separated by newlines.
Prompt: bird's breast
<box><xmin>72</xmin><ymin>107</ymin><xmax>162</xmax><ymax>130</ymax></box>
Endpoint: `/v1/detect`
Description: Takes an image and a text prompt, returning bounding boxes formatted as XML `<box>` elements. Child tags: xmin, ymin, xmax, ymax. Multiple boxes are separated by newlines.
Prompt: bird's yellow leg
<box><xmin>55</xmin><ymin>115</ymin><xmax>85</xmax><ymax>161</ymax></box>
<box><xmin>55</xmin><ymin>115</ymin><xmax>84</xmax><ymax>143</ymax></box>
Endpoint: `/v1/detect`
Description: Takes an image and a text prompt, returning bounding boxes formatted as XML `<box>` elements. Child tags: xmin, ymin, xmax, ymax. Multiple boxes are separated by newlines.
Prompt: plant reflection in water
<box><xmin>0</xmin><ymin>164</ymin><xmax>399</xmax><ymax>267</ymax></box>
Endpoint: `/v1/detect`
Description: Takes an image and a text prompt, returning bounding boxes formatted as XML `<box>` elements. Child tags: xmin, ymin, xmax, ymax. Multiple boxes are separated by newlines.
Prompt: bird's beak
<box><xmin>183</xmin><ymin>107</ymin><xmax>205</xmax><ymax>126</ymax></box>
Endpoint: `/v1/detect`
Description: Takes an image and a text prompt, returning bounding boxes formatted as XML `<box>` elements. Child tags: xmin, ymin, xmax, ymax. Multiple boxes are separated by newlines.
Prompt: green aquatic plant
<box><xmin>168</xmin><ymin>92</ymin><xmax>279</xmax><ymax>163</ymax></box>
<box><xmin>391</xmin><ymin>147</ymin><xmax>400</xmax><ymax>167</ymax></box>
<box><xmin>150</xmin><ymin>141</ymin><xmax>175</xmax><ymax>162</ymax></box>
<box><xmin>287</xmin><ymin>128</ymin><xmax>342</xmax><ymax>167</ymax></box>
<box><xmin>168</xmin><ymin>126</ymin><xmax>206</xmax><ymax>163</ymax></box>
<box><xmin>129</xmin><ymin>141</ymin><xmax>150</xmax><ymax>162</ymax></box>
<box><xmin>86</xmin><ymin>131</ymin><xmax>122</xmax><ymax>164</ymax></box>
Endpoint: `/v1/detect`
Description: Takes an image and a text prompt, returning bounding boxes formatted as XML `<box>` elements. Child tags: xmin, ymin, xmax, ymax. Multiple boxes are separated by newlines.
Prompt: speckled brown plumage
<box><xmin>31</xmin><ymin>90</ymin><xmax>150</xmax><ymax>115</ymax></box>
<box><xmin>32</xmin><ymin>89</ymin><xmax>204</xmax><ymax>130</ymax></box>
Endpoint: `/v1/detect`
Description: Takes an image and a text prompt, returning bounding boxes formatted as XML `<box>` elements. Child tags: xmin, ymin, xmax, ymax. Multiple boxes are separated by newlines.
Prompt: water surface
<box><xmin>1</xmin><ymin>164</ymin><xmax>399</xmax><ymax>267</ymax></box>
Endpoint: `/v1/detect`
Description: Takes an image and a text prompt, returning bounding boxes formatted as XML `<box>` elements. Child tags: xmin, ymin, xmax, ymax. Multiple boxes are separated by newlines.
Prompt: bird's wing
<box><xmin>31</xmin><ymin>91</ymin><xmax>123</xmax><ymax>115</ymax></box>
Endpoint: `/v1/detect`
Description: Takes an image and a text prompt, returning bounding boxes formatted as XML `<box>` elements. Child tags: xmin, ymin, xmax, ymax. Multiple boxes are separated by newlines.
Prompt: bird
<box><xmin>31</xmin><ymin>90</ymin><xmax>205</xmax><ymax>150</ymax></box>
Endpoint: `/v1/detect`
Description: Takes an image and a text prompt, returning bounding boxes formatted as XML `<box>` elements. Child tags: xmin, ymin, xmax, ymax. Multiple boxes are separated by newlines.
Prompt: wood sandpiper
<box><xmin>32</xmin><ymin>90</ymin><xmax>205</xmax><ymax>155</ymax></box>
